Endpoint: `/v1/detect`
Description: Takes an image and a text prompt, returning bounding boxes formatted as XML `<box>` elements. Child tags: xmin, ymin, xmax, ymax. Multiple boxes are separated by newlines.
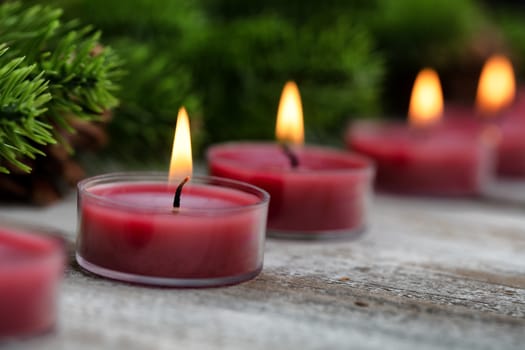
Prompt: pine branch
<box><xmin>0</xmin><ymin>2</ymin><xmax>122</xmax><ymax>173</ymax></box>
<box><xmin>41</xmin><ymin>23</ymin><xmax>123</xmax><ymax>121</ymax></box>
<box><xmin>0</xmin><ymin>45</ymin><xmax>52</xmax><ymax>173</ymax></box>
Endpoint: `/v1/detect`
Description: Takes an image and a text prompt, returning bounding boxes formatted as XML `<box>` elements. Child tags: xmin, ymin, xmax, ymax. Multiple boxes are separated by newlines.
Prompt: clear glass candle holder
<box><xmin>76</xmin><ymin>173</ymin><xmax>269</xmax><ymax>287</ymax></box>
<box><xmin>0</xmin><ymin>222</ymin><xmax>64</xmax><ymax>340</ymax></box>
<box><xmin>207</xmin><ymin>143</ymin><xmax>375</xmax><ymax>239</ymax></box>
<box><xmin>346</xmin><ymin>120</ymin><xmax>496</xmax><ymax>196</ymax></box>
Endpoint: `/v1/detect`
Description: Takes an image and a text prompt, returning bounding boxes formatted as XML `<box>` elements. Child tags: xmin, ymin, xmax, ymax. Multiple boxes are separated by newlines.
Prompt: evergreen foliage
<box><xmin>29</xmin><ymin>0</ymin><xmax>508</xmax><ymax>164</ymax></box>
<box><xmin>106</xmin><ymin>39</ymin><xmax>201</xmax><ymax>165</ymax></box>
<box><xmin>0</xmin><ymin>45</ymin><xmax>52</xmax><ymax>173</ymax></box>
<box><xmin>42</xmin><ymin>0</ymin><xmax>204</xmax><ymax>165</ymax></box>
<box><xmin>494</xmin><ymin>7</ymin><xmax>525</xmax><ymax>78</ymax></box>
<box><xmin>193</xmin><ymin>13</ymin><xmax>383</xmax><ymax>144</ymax></box>
<box><xmin>369</xmin><ymin>0</ymin><xmax>487</xmax><ymax>68</ymax></box>
<box><xmin>365</xmin><ymin>0</ymin><xmax>491</xmax><ymax>112</ymax></box>
<box><xmin>0</xmin><ymin>1</ymin><xmax>121</xmax><ymax>173</ymax></box>
<box><xmin>45</xmin><ymin>0</ymin><xmax>383</xmax><ymax>161</ymax></box>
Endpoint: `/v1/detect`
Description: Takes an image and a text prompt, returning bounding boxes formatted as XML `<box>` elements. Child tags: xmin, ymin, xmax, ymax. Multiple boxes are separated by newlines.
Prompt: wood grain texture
<box><xmin>1</xmin><ymin>192</ymin><xmax>524</xmax><ymax>350</ymax></box>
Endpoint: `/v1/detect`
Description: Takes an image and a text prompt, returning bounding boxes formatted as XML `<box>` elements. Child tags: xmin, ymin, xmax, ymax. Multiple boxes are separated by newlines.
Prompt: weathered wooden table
<box><xmin>1</xmin><ymin>185</ymin><xmax>525</xmax><ymax>349</ymax></box>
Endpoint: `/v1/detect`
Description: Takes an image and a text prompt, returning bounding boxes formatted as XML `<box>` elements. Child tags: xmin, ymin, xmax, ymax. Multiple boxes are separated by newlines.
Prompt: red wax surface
<box><xmin>207</xmin><ymin>143</ymin><xmax>373</xmax><ymax>235</ymax></box>
<box><xmin>77</xmin><ymin>182</ymin><xmax>267</xmax><ymax>281</ymax></box>
<box><xmin>0</xmin><ymin>227</ymin><xmax>63</xmax><ymax>339</ymax></box>
<box><xmin>346</xmin><ymin>121</ymin><xmax>495</xmax><ymax>196</ymax></box>
<box><xmin>446</xmin><ymin>91</ymin><xmax>525</xmax><ymax>177</ymax></box>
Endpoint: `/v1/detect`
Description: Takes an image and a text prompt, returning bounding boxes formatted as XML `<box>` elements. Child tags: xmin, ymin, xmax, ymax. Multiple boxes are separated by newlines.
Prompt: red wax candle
<box><xmin>448</xmin><ymin>55</ymin><xmax>525</xmax><ymax>177</ymax></box>
<box><xmin>446</xmin><ymin>89</ymin><xmax>525</xmax><ymax>177</ymax></box>
<box><xmin>76</xmin><ymin>173</ymin><xmax>269</xmax><ymax>287</ymax></box>
<box><xmin>0</xmin><ymin>225</ymin><xmax>63</xmax><ymax>339</ymax></box>
<box><xmin>346</xmin><ymin>121</ymin><xmax>495</xmax><ymax>196</ymax></box>
<box><xmin>497</xmin><ymin>107</ymin><xmax>525</xmax><ymax>176</ymax></box>
<box><xmin>207</xmin><ymin>143</ymin><xmax>374</xmax><ymax>238</ymax></box>
<box><xmin>346</xmin><ymin>68</ymin><xmax>496</xmax><ymax>196</ymax></box>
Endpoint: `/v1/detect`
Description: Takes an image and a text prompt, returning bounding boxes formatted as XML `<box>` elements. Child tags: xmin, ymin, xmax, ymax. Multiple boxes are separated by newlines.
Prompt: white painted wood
<box><xmin>1</xmin><ymin>191</ymin><xmax>524</xmax><ymax>350</ymax></box>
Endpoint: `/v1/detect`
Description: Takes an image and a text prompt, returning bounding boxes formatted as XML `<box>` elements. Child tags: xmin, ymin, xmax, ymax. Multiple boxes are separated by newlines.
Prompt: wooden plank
<box><xmin>1</xmin><ymin>193</ymin><xmax>524</xmax><ymax>350</ymax></box>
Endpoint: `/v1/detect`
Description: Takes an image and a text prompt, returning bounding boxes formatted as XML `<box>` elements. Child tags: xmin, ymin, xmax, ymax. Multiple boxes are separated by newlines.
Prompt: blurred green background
<box><xmin>31</xmin><ymin>0</ymin><xmax>525</xmax><ymax>167</ymax></box>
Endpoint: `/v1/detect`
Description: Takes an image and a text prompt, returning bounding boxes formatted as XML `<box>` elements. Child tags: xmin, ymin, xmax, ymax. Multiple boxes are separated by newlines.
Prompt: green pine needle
<box><xmin>0</xmin><ymin>1</ymin><xmax>122</xmax><ymax>173</ymax></box>
<box><xmin>0</xmin><ymin>45</ymin><xmax>52</xmax><ymax>173</ymax></box>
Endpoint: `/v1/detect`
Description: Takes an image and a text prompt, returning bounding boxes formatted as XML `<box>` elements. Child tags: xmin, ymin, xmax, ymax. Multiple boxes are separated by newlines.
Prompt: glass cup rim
<box><xmin>0</xmin><ymin>221</ymin><xmax>65</xmax><ymax>271</ymax></box>
<box><xmin>78</xmin><ymin>172</ymin><xmax>270</xmax><ymax>215</ymax></box>
<box><xmin>207</xmin><ymin>141</ymin><xmax>375</xmax><ymax>177</ymax></box>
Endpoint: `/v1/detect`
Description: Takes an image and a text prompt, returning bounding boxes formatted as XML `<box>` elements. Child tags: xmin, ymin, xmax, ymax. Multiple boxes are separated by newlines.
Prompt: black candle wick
<box><xmin>173</xmin><ymin>176</ymin><xmax>190</xmax><ymax>209</ymax></box>
<box><xmin>281</xmin><ymin>143</ymin><xmax>299</xmax><ymax>168</ymax></box>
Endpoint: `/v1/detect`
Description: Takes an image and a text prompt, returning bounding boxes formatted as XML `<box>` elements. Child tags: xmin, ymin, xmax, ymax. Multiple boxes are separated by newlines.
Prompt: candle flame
<box><xmin>408</xmin><ymin>68</ymin><xmax>444</xmax><ymax>128</ymax></box>
<box><xmin>169</xmin><ymin>107</ymin><xmax>192</xmax><ymax>182</ymax></box>
<box><xmin>276</xmin><ymin>81</ymin><xmax>304</xmax><ymax>145</ymax></box>
<box><xmin>476</xmin><ymin>55</ymin><xmax>516</xmax><ymax>116</ymax></box>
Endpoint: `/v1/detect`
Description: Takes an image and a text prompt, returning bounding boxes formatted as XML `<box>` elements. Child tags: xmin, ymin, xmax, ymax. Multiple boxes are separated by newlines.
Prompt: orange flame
<box><xmin>169</xmin><ymin>107</ymin><xmax>192</xmax><ymax>182</ymax></box>
<box><xmin>276</xmin><ymin>81</ymin><xmax>304</xmax><ymax>145</ymax></box>
<box><xmin>476</xmin><ymin>55</ymin><xmax>515</xmax><ymax>116</ymax></box>
<box><xmin>408</xmin><ymin>68</ymin><xmax>444</xmax><ymax>128</ymax></box>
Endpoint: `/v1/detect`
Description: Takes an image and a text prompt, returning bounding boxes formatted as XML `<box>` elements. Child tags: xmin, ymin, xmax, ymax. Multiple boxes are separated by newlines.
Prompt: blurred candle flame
<box><xmin>476</xmin><ymin>55</ymin><xmax>515</xmax><ymax>116</ymax></box>
<box><xmin>408</xmin><ymin>68</ymin><xmax>444</xmax><ymax>128</ymax></box>
<box><xmin>169</xmin><ymin>107</ymin><xmax>193</xmax><ymax>183</ymax></box>
<box><xmin>276</xmin><ymin>81</ymin><xmax>304</xmax><ymax>145</ymax></box>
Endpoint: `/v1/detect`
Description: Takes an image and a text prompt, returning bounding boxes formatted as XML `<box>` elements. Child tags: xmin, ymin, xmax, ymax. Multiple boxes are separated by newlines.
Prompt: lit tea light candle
<box><xmin>76</xmin><ymin>108</ymin><xmax>270</xmax><ymax>287</ymax></box>
<box><xmin>477</xmin><ymin>55</ymin><xmax>525</xmax><ymax>177</ymax></box>
<box><xmin>346</xmin><ymin>68</ymin><xmax>495</xmax><ymax>196</ymax></box>
<box><xmin>0</xmin><ymin>223</ymin><xmax>64</xmax><ymax>339</ymax></box>
<box><xmin>447</xmin><ymin>55</ymin><xmax>525</xmax><ymax>177</ymax></box>
<box><xmin>207</xmin><ymin>81</ymin><xmax>374</xmax><ymax>239</ymax></box>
